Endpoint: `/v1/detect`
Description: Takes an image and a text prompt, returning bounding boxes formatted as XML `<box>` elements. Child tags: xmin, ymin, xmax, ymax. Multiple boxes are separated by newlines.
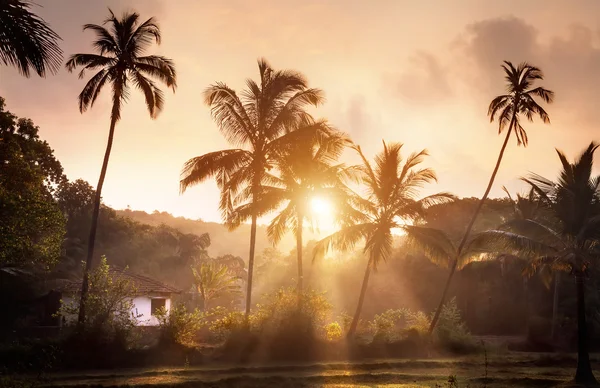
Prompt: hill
<box><xmin>116</xmin><ymin>209</ymin><xmax>320</xmax><ymax>259</ymax></box>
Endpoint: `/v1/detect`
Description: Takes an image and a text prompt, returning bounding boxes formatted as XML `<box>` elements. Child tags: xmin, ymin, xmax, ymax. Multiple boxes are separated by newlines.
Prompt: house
<box><xmin>60</xmin><ymin>267</ymin><xmax>181</xmax><ymax>326</ymax></box>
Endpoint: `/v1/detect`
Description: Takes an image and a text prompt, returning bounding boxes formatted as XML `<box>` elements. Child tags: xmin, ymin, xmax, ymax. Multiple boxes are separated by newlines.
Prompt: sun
<box><xmin>310</xmin><ymin>196</ymin><xmax>336</xmax><ymax>232</ymax></box>
<box><xmin>310</xmin><ymin>196</ymin><xmax>332</xmax><ymax>215</ymax></box>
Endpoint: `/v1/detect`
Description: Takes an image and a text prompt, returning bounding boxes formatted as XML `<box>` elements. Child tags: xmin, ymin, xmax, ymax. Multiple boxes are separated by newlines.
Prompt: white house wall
<box><xmin>131</xmin><ymin>296</ymin><xmax>171</xmax><ymax>326</ymax></box>
<box><xmin>61</xmin><ymin>295</ymin><xmax>172</xmax><ymax>327</ymax></box>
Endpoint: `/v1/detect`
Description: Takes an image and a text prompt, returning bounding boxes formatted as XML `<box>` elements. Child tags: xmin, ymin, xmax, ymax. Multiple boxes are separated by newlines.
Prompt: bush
<box><xmin>434</xmin><ymin>298</ymin><xmax>476</xmax><ymax>353</ymax></box>
<box><xmin>325</xmin><ymin>322</ymin><xmax>343</xmax><ymax>342</ymax></box>
<box><xmin>156</xmin><ymin>304</ymin><xmax>205</xmax><ymax>347</ymax></box>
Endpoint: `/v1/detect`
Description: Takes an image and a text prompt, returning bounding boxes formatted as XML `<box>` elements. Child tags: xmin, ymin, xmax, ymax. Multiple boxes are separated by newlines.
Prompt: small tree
<box><xmin>60</xmin><ymin>257</ymin><xmax>138</xmax><ymax>346</ymax></box>
<box><xmin>192</xmin><ymin>261</ymin><xmax>241</xmax><ymax>310</ymax></box>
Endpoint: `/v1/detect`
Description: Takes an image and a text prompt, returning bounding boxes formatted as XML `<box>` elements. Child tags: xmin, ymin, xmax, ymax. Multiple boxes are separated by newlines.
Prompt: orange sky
<box><xmin>1</xmin><ymin>0</ymin><xmax>600</xmax><ymax>223</ymax></box>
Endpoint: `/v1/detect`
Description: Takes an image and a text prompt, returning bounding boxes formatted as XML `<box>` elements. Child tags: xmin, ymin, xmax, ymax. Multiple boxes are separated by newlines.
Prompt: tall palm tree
<box><xmin>314</xmin><ymin>142</ymin><xmax>454</xmax><ymax>337</ymax></box>
<box><xmin>66</xmin><ymin>10</ymin><xmax>176</xmax><ymax>324</ymax></box>
<box><xmin>472</xmin><ymin>143</ymin><xmax>599</xmax><ymax>384</ymax></box>
<box><xmin>0</xmin><ymin>0</ymin><xmax>62</xmax><ymax>77</ymax></box>
<box><xmin>250</xmin><ymin>129</ymin><xmax>353</xmax><ymax>292</ymax></box>
<box><xmin>180</xmin><ymin>59</ymin><xmax>324</xmax><ymax>317</ymax></box>
<box><xmin>429</xmin><ymin>61</ymin><xmax>554</xmax><ymax>333</ymax></box>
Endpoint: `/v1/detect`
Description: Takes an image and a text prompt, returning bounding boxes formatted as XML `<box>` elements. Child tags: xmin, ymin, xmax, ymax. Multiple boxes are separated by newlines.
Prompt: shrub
<box><xmin>156</xmin><ymin>304</ymin><xmax>205</xmax><ymax>347</ymax></box>
<box><xmin>434</xmin><ymin>297</ymin><xmax>476</xmax><ymax>353</ymax></box>
<box><xmin>325</xmin><ymin>322</ymin><xmax>343</xmax><ymax>341</ymax></box>
<box><xmin>208</xmin><ymin>309</ymin><xmax>247</xmax><ymax>341</ymax></box>
<box><xmin>369</xmin><ymin>309</ymin><xmax>405</xmax><ymax>342</ymax></box>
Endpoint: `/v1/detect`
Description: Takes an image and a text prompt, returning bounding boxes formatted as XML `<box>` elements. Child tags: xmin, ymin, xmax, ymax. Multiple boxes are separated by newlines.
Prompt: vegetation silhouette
<box><xmin>469</xmin><ymin>143</ymin><xmax>600</xmax><ymax>384</ymax></box>
<box><xmin>429</xmin><ymin>61</ymin><xmax>554</xmax><ymax>334</ymax></box>
<box><xmin>180</xmin><ymin>59</ymin><xmax>327</xmax><ymax>316</ymax></box>
<box><xmin>314</xmin><ymin>142</ymin><xmax>454</xmax><ymax>337</ymax></box>
<box><xmin>0</xmin><ymin>0</ymin><xmax>62</xmax><ymax>77</ymax></box>
<box><xmin>65</xmin><ymin>9</ymin><xmax>177</xmax><ymax>324</ymax></box>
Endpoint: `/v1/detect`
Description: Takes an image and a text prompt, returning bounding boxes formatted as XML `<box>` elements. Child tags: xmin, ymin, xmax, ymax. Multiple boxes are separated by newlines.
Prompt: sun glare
<box><xmin>310</xmin><ymin>196</ymin><xmax>336</xmax><ymax>232</ymax></box>
<box><xmin>310</xmin><ymin>197</ymin><xmax>332</xmax><ymax>215</ymax></box>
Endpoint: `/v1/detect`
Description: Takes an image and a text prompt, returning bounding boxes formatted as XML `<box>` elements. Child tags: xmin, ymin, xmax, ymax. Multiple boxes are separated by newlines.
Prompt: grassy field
<box><xmin>10</xmin><ymin>352</ymin><xmax>599</xmax><ymax>387</ymax></box>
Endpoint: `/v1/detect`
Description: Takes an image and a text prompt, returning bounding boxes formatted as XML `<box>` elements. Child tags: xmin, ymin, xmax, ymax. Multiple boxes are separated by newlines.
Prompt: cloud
<box><xmin>384</xmin><ymin>51</ymin><xmax>452</xmax><ymax>105</ymax></box>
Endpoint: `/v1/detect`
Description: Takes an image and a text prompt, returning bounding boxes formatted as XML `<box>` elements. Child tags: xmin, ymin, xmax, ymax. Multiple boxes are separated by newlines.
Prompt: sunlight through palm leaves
<box><xmin>314</xmin><ymin>141</ymin><xmax>454</xmax><ymax>337</ymax></box>
<box><xmin>180</xmin><ymin>59</ymin><xmax>326</xmax><ymax>316</ymax></box>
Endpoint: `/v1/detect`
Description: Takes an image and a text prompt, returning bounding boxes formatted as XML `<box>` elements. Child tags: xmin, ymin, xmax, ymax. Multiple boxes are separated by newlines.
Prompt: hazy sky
<box><xmin>2</xmin><ymin>0</ymin><xmax>600</xmax><ymax>223</ymax></box>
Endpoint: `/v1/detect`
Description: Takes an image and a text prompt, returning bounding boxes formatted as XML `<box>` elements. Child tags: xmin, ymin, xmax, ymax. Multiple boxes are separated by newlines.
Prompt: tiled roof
<box><xmin>60</xmin><ymin>267</ymin><xmax>180</xmax><ymax>295</ymax></box>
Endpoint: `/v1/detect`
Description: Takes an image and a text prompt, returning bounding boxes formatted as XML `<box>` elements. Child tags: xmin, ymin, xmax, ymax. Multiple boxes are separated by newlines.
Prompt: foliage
<box><xmin>434</xmin><ymin>298</ymin><xmax>475</xmax><ymax>352</ymax></box>
<box><xmin>59</xmin><ymin>257</ymin><xmax>138</xmax><ymax>346</ymax></box>
<box><xmin>208</xmin><ymin>309</ymin><xmax>247</xmax><ymax>341</ymax></box>
<box><xmin>488</xmin><ymin>61</ymin><xmax>554</xmax><ymax>147</ymax></box>
<box><xmin>155</xmin><ymin>304</ymin><xmax>205</xmax><ymax>347</ymax></box>
<box><xmin>315</xmin><ymin>141</ymin><xmax>454</xmax><ymax>335</ymax></box>
<box><xmin>0</xmin><ymin>97</ymin><xmax>65</xmax><ymax>268</ymax></box>
<box><xmin>180</xmin><ymin>58</ymin><xmax>327</xmax><ymax>315</ymax></box>
<box><xmin>471</xmin><ymin>143</ymin><xmax>600</xmax><ymax>382</ymax></box>
<box><xmin>0</xmin><ymin>0</ymin><xmax>63</xmax><ymax>77</ymax></box>
<box><xmin>65</xmin><ymin>9</ymin><xmax>176</xmax><ymax>120</ymax></box>
<box><xmin>324</xmin><ymin>322</ymin><xmax>343</xmax><ymax>341</ymax></box>
<box><xmin>192</xmin><ymin>261</ymin><xmax>242</xmax><ymax>310</ymax></box>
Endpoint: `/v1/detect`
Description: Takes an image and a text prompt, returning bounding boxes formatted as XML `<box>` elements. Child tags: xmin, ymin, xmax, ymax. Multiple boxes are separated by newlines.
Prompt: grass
<box><xmin>8</xmin><ymin>352</ymin><xmax>600</xmax><ymax>387</ymax></box>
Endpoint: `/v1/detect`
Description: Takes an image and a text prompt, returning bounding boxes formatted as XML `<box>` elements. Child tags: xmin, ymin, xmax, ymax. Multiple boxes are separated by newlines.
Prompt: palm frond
<box><xmin>179</xmin><ymin>149</ymin><xmax>252</xmax><ymax>193</ymax></box>
<box><xmin>313</xmin><ymin>223</ymin><xmax>373</xmax><ymax>261</ymax></box>
<box><xmin>468</xmin><ymin>230</ymin><xmax>557</xmax><ymax>258</ymax></box>
<box><xmin>0</xmin><ymin>0</ymin><xmax>63</xmax><ymax>77</ymax></box>
<box><xmin>403</xmin><ymin>225</ymin><xmax>456</xmax><ymax>268</ymax></box>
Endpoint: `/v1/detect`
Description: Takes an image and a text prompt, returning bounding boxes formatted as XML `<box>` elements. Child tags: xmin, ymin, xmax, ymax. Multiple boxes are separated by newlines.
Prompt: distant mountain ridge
<box><xmin>117</xmin><ymin>209</ymin><xmax>315</xmax><ymax>259</ymax></box>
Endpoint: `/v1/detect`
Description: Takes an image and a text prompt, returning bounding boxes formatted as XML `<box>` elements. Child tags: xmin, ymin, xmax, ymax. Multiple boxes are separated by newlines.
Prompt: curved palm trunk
<box><xmin>574</xmin><ymin>274</ymin><xmax>597</xmax><ymax>384</ymax></box>
<box><xmin>551</xmin><ymin>272</ymin><xmax>560</xmax><ymax>340</ymax></box>
<box><xmin>77</xmin><ymin>116</ymin><xmax>117</xmax><ymax>324</ymax></box>
<box><xmin>347</xmin><ymin>256</ymin><xmax>373</xmax><ymax>338</ymax></box>
<box><xmin>296</xmin><ymin>210</ymin><xmax>304</xmax><ymax>293</ymax></box>
<box><xmin>245</xmin><ymin>213</ymin><xmax>257</xmax><ymax>317</ymax></box>
<box><xmin>429</xmin><ymin>117</ymin><xmax>515</xmax><ymax>334</ymax></box>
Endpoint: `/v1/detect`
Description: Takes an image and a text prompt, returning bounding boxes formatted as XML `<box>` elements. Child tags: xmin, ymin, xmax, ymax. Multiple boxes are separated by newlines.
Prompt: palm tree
<box><xmin>192</xmin><ymin>261</ymin><xmax>242</xmax><ymax>311</ymax></box>
<box><xmin>0</xmin><ymin>0</ymin><xmax>62</xmax><ymax>77</ymax></box>
<box><xmin>66</xmin><ymin>10</ymin><xmax>177</xmax><ymax>324</ymax></box>
<box><xmin>472</xmin><ymin>143</ymin><xmax>599</xmax><ymax>384</ymax></box>
<box><xmin>429</xmin><ymin>61</ymin><xmax>554</xmax><ymax>333</ymax></box>
<box><xmin>314</xmin><ymin>142</ymin><xmax>454</xmax><ymax>337</ymax></box>
<box><xmin>250</xmin><ymin>130</ymin><xmax>353</xmax><ymax>292</ymax></box>
<box><xmin>180</xmin><ymin>59</ymin><xmax>324</xmax><ymax>316</ymax></box>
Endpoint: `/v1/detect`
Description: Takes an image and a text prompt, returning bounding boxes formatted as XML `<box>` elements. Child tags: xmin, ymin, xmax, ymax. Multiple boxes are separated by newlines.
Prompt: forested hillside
<box><xmin>116</xmin><ymin>209</ymin><xmax>314</xmax><ymax>259</ymax></box>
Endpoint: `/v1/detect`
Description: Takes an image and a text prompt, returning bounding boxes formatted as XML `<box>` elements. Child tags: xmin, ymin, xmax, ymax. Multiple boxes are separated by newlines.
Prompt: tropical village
<box><xmin>1</xmin><ymin>1</ymin><xmax>600</xmax><ymax>387</ymax></box>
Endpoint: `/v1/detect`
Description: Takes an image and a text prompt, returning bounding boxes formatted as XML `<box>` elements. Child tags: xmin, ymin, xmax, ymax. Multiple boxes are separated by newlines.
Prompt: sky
<box><xmin>2</xmin><ymin>0</ymin><xmax>600</xmax><ymax>223</ymax></box>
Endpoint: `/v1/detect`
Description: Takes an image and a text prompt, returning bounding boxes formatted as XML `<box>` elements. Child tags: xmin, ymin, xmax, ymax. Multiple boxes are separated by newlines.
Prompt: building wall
<box><xmin>61</xmin><ymin>295</ymin><xmax>172</xmax><ymax>327</ymax></box>
<box><xmin>131</xmin><ymin>296</ymin><xmax>171</xmax><ymax>326</ymax></box>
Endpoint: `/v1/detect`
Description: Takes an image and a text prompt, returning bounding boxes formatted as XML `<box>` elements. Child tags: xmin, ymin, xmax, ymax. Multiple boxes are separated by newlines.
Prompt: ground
<box><xmin>10</xmin><ymin>352</ymin><xmax>600</xmax><ymax>387</ymax></box>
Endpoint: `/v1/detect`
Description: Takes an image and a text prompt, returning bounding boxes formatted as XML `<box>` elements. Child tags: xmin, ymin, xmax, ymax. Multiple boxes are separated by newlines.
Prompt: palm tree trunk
<box><xmin>429</xmin><ymin>116</ymin><xmax>515</xmax><ymax>334</ymax></box>
<box><xmin>524</xmin><ymin>277</ymin><xmax>529</xmax><ymax>337</ymax></box>
<box><xmin>296</xmin><ymin>210</ymin><xmax>304</xmax><ymax>293</ymax></box>
<box><xmin>574</xmin><ymin>274</ymin><xmax>597</xmax><ymax>384</ymax></box>
<box><xmin>245</xmin><ymin>213</ymin><xmax>257</xmax><ymax>317</ymax></box>
<box><xmin>551</xmin><ymin>272</ymin><xmax>560</xmax><ymax>340</ymax></box>
<box><xmin>347</xmin><ymin>256</ymin><xmax>373</xmax><ymax>338</ymax></box>
<box><xmin>77</xmin><ymin>116</ymin><xmax>117</xmax><ymax>324</ymax></box>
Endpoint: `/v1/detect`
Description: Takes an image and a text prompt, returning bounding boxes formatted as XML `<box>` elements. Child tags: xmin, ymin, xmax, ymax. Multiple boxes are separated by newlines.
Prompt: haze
<box><xmin>2</xmin><ymin>0</ymin><xmax>599</xmax><ymax>222</ymax></box>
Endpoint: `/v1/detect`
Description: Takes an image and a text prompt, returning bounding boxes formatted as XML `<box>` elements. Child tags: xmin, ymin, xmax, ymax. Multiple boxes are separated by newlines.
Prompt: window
<box><xmin>151</xmin><ymin>298</ymin><xmax>166</xmax><ymax>316</ymax></box>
